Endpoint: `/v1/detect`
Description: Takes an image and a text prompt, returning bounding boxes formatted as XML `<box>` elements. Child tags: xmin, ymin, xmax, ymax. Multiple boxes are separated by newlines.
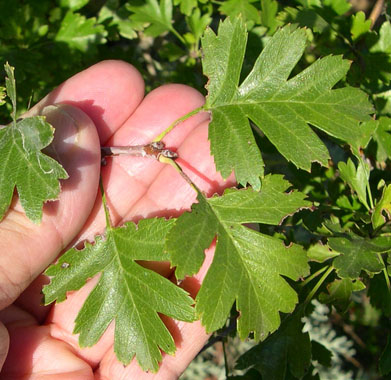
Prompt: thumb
<box><xmin>0</xmin><ymin>104</ymin><xmax>101</xmax><ymax>310</ymax></box>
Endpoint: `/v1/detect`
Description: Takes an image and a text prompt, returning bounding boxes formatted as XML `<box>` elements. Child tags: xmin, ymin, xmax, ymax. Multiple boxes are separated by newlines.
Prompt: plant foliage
<box><xmin>2</xmin><ymin>0</ymin><xmax>391</xmax><ymax>378</ymax></box>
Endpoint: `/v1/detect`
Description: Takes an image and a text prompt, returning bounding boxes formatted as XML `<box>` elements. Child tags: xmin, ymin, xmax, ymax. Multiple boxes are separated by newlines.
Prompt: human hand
<box><xmin>0</xmin><ymin>60</ymin><xmax>235</xmax><ymax>379</ymax></box>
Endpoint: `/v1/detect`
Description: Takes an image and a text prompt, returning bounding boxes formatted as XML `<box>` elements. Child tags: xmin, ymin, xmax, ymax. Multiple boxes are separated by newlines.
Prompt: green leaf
<box><xmin>219</xmin><ymin>0</ymin><xmax>261</xmax><ymax>26</ymax></box>
<box><xmin>98</xmin><ymin>0</ymin><xmax>137</xmax><ymax>40</ymax></box>
<box><xmin>187</xmin><ymin>8</ymin><xmax>212</xmax><ymax>46</ymax></box>
<box><xmin>373</xmin><ymin>184</ymin><xmax>391</xmax><ymax>229</ymax></box>
<box><xmin>328</xmin><ymin>232</ymin><xmax>388</xmax><ymax>279</ymax></box>
<box><xmin>338</xmin><ymin>158</ymin><xmax>369</xmax><ymax>210</ymax></box>
<box><xmin>127</xmin><ymin>0</ymin><xmax>173</xmax><ymax>37</ymax></box>
<box><xmin>202</xmin><ymin>18</ymin><xmax>373</xmax><ymax>189</ymax></box>
<box><xmin>55</xmin><ymin>11</ymin><xmax>107</xmax><ymax>52</ymax></box>
<box><xmin>368</xmin><ymin>273</ymin><xmax>391</xmax><ymax>317</ymax></box>
<box><xmin>307</xmin><ymin>243</ymin><xmax>340</xmax><ymax>263</ymax></box>
<box><xmin>311</xmin><ymin>341</ymin><xmax>332</xmax><ymax>367</ymax></box>
<box><xmin>59</xmin><ymin>0</ymin><xmax>89</xmax><ymax>11</ymax></box>
<box><xmin>351</xmin><ymin>11</ymin><xmax>371</xmax><ymax>41</ymax></box>
<box><xmin>4</xmin><ymin>63</ymin><xmax>16</xmax><ymax>122</ymax></box>
<box><xmin>260</xmin><ymin>0</ymin><xmax>279</xmax><ymax>33</ymax></box>
<box><xmin>277</xmin><ymin>6</ymin><xmax>330</xmax><ymax>34</ymax></box>
<box><xmin>323</xmin><ymin>0</ymin><xmax>351</xmax><ymax>15</ymax></box>
<box><xmin>43</xmin><ymin>218</ymin><xmax>195</xmax><ymax>372</ymax></box>
<box><xmin>166</xmin><ymin>174</ymin><xmax>310</xmax><ymax>340</ymax></box>
<box><xmin>0</xmin><ymin>64</ymin><xmax>68</xmax><ymax>223</ymax></box>
<box><xmin>235</xmin><ymin>311</ymin><xmax>311</xmax><ymax>380</ymax></box>
<box><xmin>373</xmin><ymin>117</ymin><xmax>391</xmax><ymax>163</ymax></box>
<box><xmin>0</xmin><ymin>86</ymin><xmax>5</xmax><ymax>106</ymax></box>
<box><xmin>319</xmin><ymin>278</ymin><xmax>365</xmax><ymax>312</ymax></box>
<box><xmin>174</xmin><ymin>0</ymin><xmax>197</xmax><ymax>16</ymax></box>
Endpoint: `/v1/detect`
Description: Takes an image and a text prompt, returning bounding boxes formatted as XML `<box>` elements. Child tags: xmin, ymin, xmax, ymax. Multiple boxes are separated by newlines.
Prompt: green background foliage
<box><xmin>2</xmin><ymin>0</ymin><xmax>391</xmax><ymax>378</ymax></box>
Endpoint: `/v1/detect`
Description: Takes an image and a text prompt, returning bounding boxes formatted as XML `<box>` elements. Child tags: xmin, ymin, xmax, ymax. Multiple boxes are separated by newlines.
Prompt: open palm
<box><xmin>0</xmin><ymin>60</ymin><xmax>235</xmax><ymax>379</ymax></box>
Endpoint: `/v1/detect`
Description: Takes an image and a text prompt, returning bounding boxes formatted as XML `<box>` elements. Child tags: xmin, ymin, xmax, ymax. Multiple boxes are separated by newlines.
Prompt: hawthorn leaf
<box><xmin>373</xmin><ymin>184</ymin><xmax>391</xmax><ymax>229</ymax></box>
<box><xmin>127</xmin><ymin>0</ymin><xmax>173</xmax><ymax>37</ymax></box>
<box><xmin>338</xmin><ymin>158</ymin><xmax>369</xmax><ymax>209</ymax></box>
<box><xmin>373</xmin><ymin>117</ymin><xmax>391</xmax><ymax>163</ymax></box>
<box><xmin>328</xmin><ymin>232</ymin><xmax>389</xmax><ymax>278</ymax></box>
<box><xmin>307</xmin><ymin>243</ymin><xmax>340</xmax><ymax>263</ymax></box>
<box><xmin>202</xmin><ymin>18</ymin><xmax>373</xmax><ymax>189</ymax></box>
<box><xmin>368</xmin><ymin>273</ymin><xmax>391</xmax><ymax>317</ymax></box>
<box><xmin>166</xmin><ymin>174</ymin><xmax>310</xmax><ymax>340</ymax></box>
<box><xmin>43</xmin><ymin>218</ymin><xmax>195</xmax><ymax>372</ymax></box>
<box><xmin>350</xmin><ymin>11</ymin><xmax>371</xmax><ymax>41</ymax></box>
<box><xmin>235</xmin><ymin>311</ymin><xmax>311</xmax><ymax>380</ymax></box>
<box><xmin>0</xmin><ymin>63</ymin><xmax>68</xmax><ymax>223</ymax></box>
<box><xmin>59</xmin><ymin>0</ymin><xmax>89</xmax><ymax>11</ymax></box>
<box><xmin>174</xmin><ymin>0</ymin><xmax>197</xmax><ymax>16</ymax></box>
<box><xmin>55</xmin><ymin>11</ymin><xmax>107</xmax><ymax>51</ymax></box>
<box><xmin>0</xmin><ymin>86</ymin><xmax>5</xmax><ymax>106</ymax></box>
<box><xmin>219</xmin><ymin>0</ymin><xmax>261</xmax><ymax>26</ymax></box>
<box><xmin>98</xmin><ymin>0</ymin><xmax>137</xmax><ymax>40</ymax></box>
<box><xmin>260</xmin><ymin>0</ymin><xmax>279</xmax><ymax>33</ymax></box>
<box><xmin>319</xmin><ymin>278</ymin><xmax>365</xmax><ymax>312</ymax></box>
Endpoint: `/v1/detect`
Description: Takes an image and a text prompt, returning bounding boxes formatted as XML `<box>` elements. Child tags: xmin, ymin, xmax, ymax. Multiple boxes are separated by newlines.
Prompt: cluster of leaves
<box><xmin>2</xmin><ymin>0</ymin><xmax>391</xmax><ymax>378</ymax></box>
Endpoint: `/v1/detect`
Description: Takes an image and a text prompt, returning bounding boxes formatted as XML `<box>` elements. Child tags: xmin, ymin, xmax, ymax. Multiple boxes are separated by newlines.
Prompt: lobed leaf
<box><xmin>202</xmin><ymin>18</ymin><xmax>373</xmax><ymax>189</ymax></box>
<box><xmin>166</xmin><ymin>174</ymin><xmax>310</xmax><ymax>340</ymax></box>
<box><xmin>0</xmin><ymin>64</ymin><xmax>68</xmax><ymax>223</ymax></box>
<box><xmin>43</xmin><ymin>218</ymin><xmax>196</xmax><ymax>372</ymax></box>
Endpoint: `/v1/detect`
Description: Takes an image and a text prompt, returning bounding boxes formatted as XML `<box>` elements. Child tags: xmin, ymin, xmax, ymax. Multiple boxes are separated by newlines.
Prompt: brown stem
<box><xmin>369</xmin><ymin>0</ymin><xmax>385</xmax><ymax>28</ymax></box>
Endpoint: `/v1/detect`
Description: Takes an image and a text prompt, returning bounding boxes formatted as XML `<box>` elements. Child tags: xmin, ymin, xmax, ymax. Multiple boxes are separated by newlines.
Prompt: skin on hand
<box><xmin>0</xmin><ymin>60</ymin><xmax>235</xmax><ymax>380</ymax></box>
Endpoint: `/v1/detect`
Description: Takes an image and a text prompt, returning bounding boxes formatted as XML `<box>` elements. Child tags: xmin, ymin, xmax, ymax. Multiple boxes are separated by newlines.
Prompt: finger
<box><xmin>47</xmin><ymin>85</ymin><xmax>235</xmax><ymax>365</ymax></box>
<box><xmin>0</xmin><ymin>305</ymin><xmax>93</xmax><ymax>380</ymax></box>
<box><xmin>25</xmin><ymin>60</ymin><xmax>145</xmax><ymax>143</ymax></box>
<box><xmin>0</xmin><ymin>104</ymin><xmax>101</xmax><ymax>310</ymax></box>
<box><xmin>13</xmin><ymin>60</ymin><xmax>146</xmax><ymax>319</ymax></box>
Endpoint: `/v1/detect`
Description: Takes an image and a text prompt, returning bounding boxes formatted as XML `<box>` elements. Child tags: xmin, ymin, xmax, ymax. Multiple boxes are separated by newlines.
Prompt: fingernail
<box><xmin>41</xmin><ymin>105</ymin><xmax>79</xmax><ymax>161</ymax></box>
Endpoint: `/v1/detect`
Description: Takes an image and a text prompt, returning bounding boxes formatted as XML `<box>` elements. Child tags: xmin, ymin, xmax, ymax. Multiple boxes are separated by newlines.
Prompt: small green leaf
<box><xmin>0</xmin><ymin>64</ymin><xmax>68</xmax><ymax>223</ymax></box>
<box><xmin>4</xmin><ymin>62</ymin><xmax>16</xmax><ymax>122</ymax></box>
<box><xmin>373</xmin><ymin>184</ymin><xmax>391</xmax><ymax>229</ymax></box>
<box><xmin>328</xmin><ymin>233</ymin><xmax>388</xmax><ymax>278</ymax></box>
<box><xmin>174</xmin><ymin>0</ymin><xmax>197</xmax><ymax>16</ymax></box>
<box><xmin>43</xmin><ymin>218</ymin><xmax>195</xmax><ymax>372</ymax></box>
<box><xmin>166</xmin><ymin>174</ymin><xmax>310</xmax><ymax>340</ymax></box>
<box><xmin>55</xmin><ymin>11</ymin><xmax>107</xmax><ymax>51</ymax></box>
<box><xmin>219</xmin><ymin>0</ymin><xmax>261</xmax><ymax>26</ymax></box>
<box><xmin>260</xmin><ymin>0</ymin><xmax>279</xmax><ymax>33</ymax></box>
<box><xmin>338</xmin><ymin>158</ymin><xmax>369</xmax><ymax>210</ymax></box>
<box><xmin>319</xmin><ymin>278</ymin><xmax>365</xmax><ymax>312</ymax></box>
<box><xmin>307</xmin><ymin>243</ymin><xmax>340</xmax><ymax>263</ymax></box>
<box><xmin>351</xmin><ymin>11</ymin><xmax>371</xmax><ymax>41</ymax></box>
<box><xmin>0</xmin><ymin>86</ymin><xmax>5</xmax><ymax>106</ymax></box>
<box><xmin>127</xmin><ymin>0</ymin><xmax>173</xmax><ymax>37</ymax></box>
<box><xmin>98</xmin><ymin>0</ymin><xmax>137</xmax><ymax>40</ymax></box>
<box><xmin>59</xmin><ymin>0</ymin><xmax>89</xmax><ymax>11</ymax></box>
<box><xmin>202</xmin><ymin>18</ymin><xmax>373</xmax><ymax>189</ymax></box>
<box><xmin>373</xmin><ymin>117</ymin><xmax>391</xmax><ymax>163</ymax></box>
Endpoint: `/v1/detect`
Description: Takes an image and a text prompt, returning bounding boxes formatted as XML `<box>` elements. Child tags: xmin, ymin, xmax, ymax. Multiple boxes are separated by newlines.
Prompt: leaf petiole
<box><xmin>99</xmin><ymin>177</ymin><xmax>113</xmax><ymax>230</ymax></box>
<box><xmin>153</xmin><ymin>106</ymin><xmax>205</xmax><ymax>142</ymax></box>
<box><xmin>299</xmin><ymin>265</ymin><xmax>329</xmax><ymax>288</ymax></box>
<box><xmin>377</xmin><ymin>253</ymin><xmax>391</xmax><ymax>294</ymax></box>
<box><xmin>304</xmin><ymin>266</ymin><xmax>334</xmax><ymax>305</ymax></box>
